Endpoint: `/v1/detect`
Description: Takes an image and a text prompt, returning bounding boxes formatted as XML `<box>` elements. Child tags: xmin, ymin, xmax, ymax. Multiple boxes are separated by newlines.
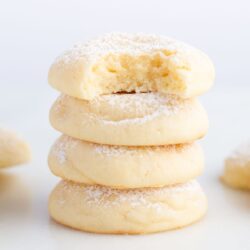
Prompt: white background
<box><xmin>1</xmin><ymin>1</ymin><xmax>250</xmax><ymax>249</ymax></box>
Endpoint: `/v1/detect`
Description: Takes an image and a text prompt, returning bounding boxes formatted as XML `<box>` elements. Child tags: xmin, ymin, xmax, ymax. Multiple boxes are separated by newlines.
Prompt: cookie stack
<box><xmin>48</xmin><ymin>33</ymin><xmax>214</xmax><ymax>234</ymax></box>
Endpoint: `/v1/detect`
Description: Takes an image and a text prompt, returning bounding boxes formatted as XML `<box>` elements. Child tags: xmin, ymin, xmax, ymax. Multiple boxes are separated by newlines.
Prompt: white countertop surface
<box><xmin>1</xmin><ymin>85</ymin><xmax>250</xmax><ymax>250</ymax></box>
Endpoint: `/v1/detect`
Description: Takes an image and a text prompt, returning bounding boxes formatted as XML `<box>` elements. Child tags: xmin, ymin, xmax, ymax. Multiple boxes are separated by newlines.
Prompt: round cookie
<box><xmin>48</xmin><ymin>135</ymin><xmax>204</xmax><ymax>188</ymax></box>
<box><xmin>48</xmin><ymin>33</ymin><xmax>215</xmax><ymax>100</ymax></box>
<box><xmin>49</xmin><ymin>180</ymin><xmax>207</xmax><ymax>234</ymax></box>
<box><xmin>222</xmin><ymin>142</ymin><xmax>250</xmax><ymax>190</ymax></box>
<box><xmin>49</xmin><ymin>93</ymin><xmax>208</xmax><ymax>146</ymax></box>
<box><xmin>0</xmin><ymin>127</ymin><xmax>31</xmax><ymax>168</ymax></box>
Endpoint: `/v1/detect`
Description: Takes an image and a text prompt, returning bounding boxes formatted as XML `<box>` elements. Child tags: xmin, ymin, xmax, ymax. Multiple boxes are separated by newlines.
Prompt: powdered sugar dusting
<box><xmin>94</xmin><ymin>144</ymin><xmax>130</xmax><ymax>157</ymax></box>
<box><xmin>59</xmin><ymin>181</ymin><xmax>201</xmax><ymax>213</ymax></box>
<box><xmin>93</xmin><ymin>92</ymin><xmax>180</xmax><ymax>114</ymax></box>
<box><xmin>227</xmin><ymin>141</ymin><xmax>250</xmax><ymax>167</ymax></box>
<box><xmin>93</xmin><ymin>142</ymin><xmax>190</xmax><ymax>157</ymax></box>
<box><xmin>51</xmin><ymin>134</ymin><xmax>191</xmax><ymax>158</ymax></box>
<box><xmin>90</xmin><ymin>92</ymin><xmax>187</xmax><ymax>125</ymax></box>
<box><xmin>52</xmin><ymin>93</ymin><xmax>189</xmax><ymax>126</ymax></box>
<box><xmin>55</xmin><ymin>33</ymin><xmax>195</xmax><ymax>65</ymax></box>
<box><xmin>50</xmin><ymin>136</ymin><xmax>77</xmax><ymax>164</ymax></box>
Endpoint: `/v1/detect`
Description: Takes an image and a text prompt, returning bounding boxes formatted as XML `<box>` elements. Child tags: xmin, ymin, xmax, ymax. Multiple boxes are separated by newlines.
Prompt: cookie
<box><xmin>49</xmin><ymin>135</ymin><xmax>204</xmax><ymax>188</ymax></box>
<box><xmin>222</xmin><ymin>142</ymin><xmax>250</xmax><ymax>190</ymax></box>
<box><xmin>48</xmin><ymin>33</ymin><xmax>214</xmax><ymax>100</ymax></box>
<box><xmin>0</xmin><ymin>127</ymin><xmax>31</xmax><ymax>168</ymax></box>
<box><xmin>49</xmin><ymin>93</ymin><xmax>208</xmax><ymax>146</ymax></box>
<box><xmin>49</xmin><ymin>180</ymin><xmax>207</xmax><ymax>234</ymax></box>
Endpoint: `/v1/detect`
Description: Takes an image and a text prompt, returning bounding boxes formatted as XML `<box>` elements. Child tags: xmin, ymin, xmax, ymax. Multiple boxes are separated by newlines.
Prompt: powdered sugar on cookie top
<box><xmin>51</xmin><ymin>134</ymin><xmax>192</xmax><ymax>159</ymax></box>
<box><xmin>58</xmin><ymin>180</ymin><xmax>201</xmax><ymax>212</ymax></box>
<box><xmin>50</xmin><ymin>136</ymin><xmax>77</xmax><ymax>164</ymax></box>
<box><xmin>89</xmin><ymin>92</ymin><xmax>189</xmax><ymax>125</ymax></box>
<box><xmin>56</xmin><ymin>33</ymin><xmax>195</xmax><ymax>65</ymax></box>
<box><xmin>93</xmin><ymin>144</ymin><xmax>131</xmax><ymax>157</ymax></box>
<box><xmin>52</xmin><ymin>93</ymin><xmax>194</xmax><ymax>127</ymax></box>
<box><xmin>93</xmin><ymin>143</ymin><xmax>191</xmax><ymax>158</ymax></box>
<box><xmin>92</xmin><ymin>92</ymin><xmax>181</xmax><ymax>114</ymax></box>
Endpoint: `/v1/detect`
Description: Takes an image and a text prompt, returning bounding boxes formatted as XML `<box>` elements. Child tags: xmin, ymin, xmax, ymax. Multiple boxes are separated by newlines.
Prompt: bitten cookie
<box><xmin>48</xmin><ymin>33</ymin><xmax>215</xmax><ymax>100</ymax></box>
<box><xmin>49</xmin><ymin>93</ymin><xmax>208</xmax><ymax>146</ymax></box>
<box><xmin>0</xmin><ymin>127</ymin><xmax>31</xmax><ymax>168</ymax></box>
<box><xmin>222</xmin><ymin>142</ymin><xmax>250</xmax><ymax>190</ymax></box>
<box><xmin>48</xmin><ymin>135</ymin><xmax>204</xmax><ymax>188</ymax></box>
<box><xmin>49</xmin><ymin>180</ymin><xmax>207</xmax><ymax>234</ymax></box>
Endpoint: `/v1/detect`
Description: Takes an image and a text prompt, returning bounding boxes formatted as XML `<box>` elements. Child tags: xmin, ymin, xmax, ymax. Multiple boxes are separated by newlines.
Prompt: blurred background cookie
<box><xmin>0</xmin><ymin>127</ymin><xmax>31</xmax><ymax>169</ymax></box>
<box><xmin>222</xmin><ymin>142</ymin><xmax>250</xmax><ymax>190</ymax></box>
